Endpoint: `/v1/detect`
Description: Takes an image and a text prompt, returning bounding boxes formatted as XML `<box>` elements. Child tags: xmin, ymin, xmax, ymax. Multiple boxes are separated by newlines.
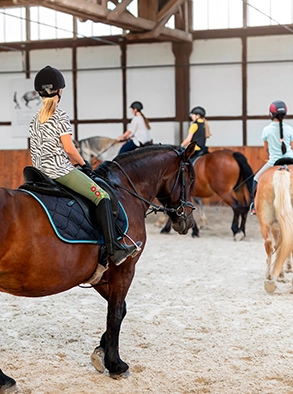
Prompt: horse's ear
<box><xmin>184</xmin><ymin>142</ymin><xmax>197</xmax><ymax>160</ymax></box>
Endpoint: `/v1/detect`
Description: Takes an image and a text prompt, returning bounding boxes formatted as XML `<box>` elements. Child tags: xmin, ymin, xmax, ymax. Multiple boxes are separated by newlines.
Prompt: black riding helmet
<box><xmin>190</xmin><ymin>106</ymin><xmax>206</xmax><ymax>118</ymax></box>
<box><xmin>34</xmin><ymin>65</ymin><xmax>66</xmax><ymax>98</ymax></box>
<box><xmin>269</xmin><ymin>100</ymin><xmax>287</xmax><ymax>120</ymax></box>
<box><xmin>130</xmin><ymin>101</ymin><xmax>143</xmax><ymax>111</ymax></box>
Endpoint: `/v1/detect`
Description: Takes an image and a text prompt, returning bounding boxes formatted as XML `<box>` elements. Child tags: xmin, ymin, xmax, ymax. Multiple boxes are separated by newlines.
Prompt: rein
<box><xmin>96</xmin><ymin>140</ymin><xmax>118</xmax><ymax>158</ymax></box>
<box><xmin>111</xmin><ymin>156</ymin><xmax>194</xmax><ymax>218</ymax></box>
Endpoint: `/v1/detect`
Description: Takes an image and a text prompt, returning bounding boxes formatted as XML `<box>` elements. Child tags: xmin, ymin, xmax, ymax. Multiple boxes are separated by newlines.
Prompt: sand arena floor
<box><xmin>1</xmin><ymin>206</ymin><xmax>293</xmax><ymax>394</ymax></box>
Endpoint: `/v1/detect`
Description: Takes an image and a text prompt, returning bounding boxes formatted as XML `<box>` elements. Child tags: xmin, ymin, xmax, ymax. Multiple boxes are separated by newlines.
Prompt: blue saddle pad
<box><xmin>22</xmin><ymin>190</ymin><xmax>128</xmax><ymax>244</ymax></box>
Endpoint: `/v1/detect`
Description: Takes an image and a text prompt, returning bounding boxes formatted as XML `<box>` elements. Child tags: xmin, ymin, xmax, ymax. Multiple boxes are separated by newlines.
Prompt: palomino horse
<box><xmin>0</xmin><ymin>144</ymin><xmax>196</xmax><ymax>392</ymax></box>
<box><xmin>161</xmin><ymin>149</ymin><xmax>254</xmax><ymax>240</ymax></box>
<box><xmin>255</xmin><ymin>163</ymin><xmax>293</xmax><ymax>293</ymax></box>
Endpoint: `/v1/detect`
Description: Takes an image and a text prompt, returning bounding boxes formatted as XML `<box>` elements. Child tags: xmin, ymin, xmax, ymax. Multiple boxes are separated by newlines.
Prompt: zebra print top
<box><xmin>29</xmin><ymin>107</ymin><xmax>75</xmax><ymax>179</ymax></box>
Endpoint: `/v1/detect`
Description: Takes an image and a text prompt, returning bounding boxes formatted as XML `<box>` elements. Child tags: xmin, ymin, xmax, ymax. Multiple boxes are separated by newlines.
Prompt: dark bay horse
<box><xmin>161</xmin><ymin>149</ymin><xmax>253</xmax><ymax>240</ymax></box>
<box><xmin>0</xmin><ymin>144</ymin><xmax>196</xmax><ymax>392</ymax></box>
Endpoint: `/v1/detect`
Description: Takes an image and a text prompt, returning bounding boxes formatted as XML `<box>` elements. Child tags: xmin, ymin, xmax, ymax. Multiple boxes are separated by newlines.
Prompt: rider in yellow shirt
<box><xmin>181</xmin><ymin>107</ymin><xmax>210</xmax><ymax>157</ymax></box>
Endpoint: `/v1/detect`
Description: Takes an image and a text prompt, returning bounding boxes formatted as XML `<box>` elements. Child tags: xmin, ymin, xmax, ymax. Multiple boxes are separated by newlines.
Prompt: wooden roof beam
<box><xmin>126</xmin><ymin>26</ymin><xmax>192</xmax><ymax>42</ymax></box>
<box><xmin>156</xmin><ymin>0</ymin><xmax>186</xmax><ymax>24</ymax></box>
<box><xmin>12</xmin><ymin>0</ymin><xmax>192</xmax><ymax>41</ymax></box>
<box><xmin>107</xmin><ymin>0</ymin><xmax>133</xmax><ymax>21</ymax></box>
<box><xmin>127</xmin><ymin>0</ymin><xmax>191</xmax><ymax>41</ymax></box>
<box><xmin>145</xmin><ymin>0</ymin><xmax>187</xmax><ymax>38</ymax></box>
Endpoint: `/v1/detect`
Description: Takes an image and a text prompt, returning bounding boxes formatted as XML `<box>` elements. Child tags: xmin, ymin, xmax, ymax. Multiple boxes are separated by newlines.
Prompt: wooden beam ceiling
<box><xmin>5</xmin><ymin>0</ymin><xmax>192</xmax><ymax>42</ymax></box>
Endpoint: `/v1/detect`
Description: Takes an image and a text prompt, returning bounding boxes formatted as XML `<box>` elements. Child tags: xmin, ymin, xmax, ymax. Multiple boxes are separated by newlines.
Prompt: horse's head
<box><xmin>156</xmin><ymin>143</ymin><xmax>197</xmax><ymax>235</ymax></box>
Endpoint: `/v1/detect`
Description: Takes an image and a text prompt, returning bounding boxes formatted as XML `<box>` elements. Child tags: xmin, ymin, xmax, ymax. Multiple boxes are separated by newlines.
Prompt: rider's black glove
<box><xmin>81</xmin><ymin>160</ymin><xmax>93</xmax><ymax>177</ymax></box>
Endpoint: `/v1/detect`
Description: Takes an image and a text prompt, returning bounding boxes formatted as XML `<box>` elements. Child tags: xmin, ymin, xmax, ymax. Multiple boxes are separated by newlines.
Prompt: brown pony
<box><xmin>255</xmin><ymin>164</ymin><xmax>293</xmax><ymax>293</ymax></box>
<box><xmin>0</xmin><ymin>144</ymin><xmax>196</xmax><ymax>391</ymax></box>
<box><xmin>161</xmin><ymin>149</ymin><xmax>253</xmax><ymax>240</ymax></box>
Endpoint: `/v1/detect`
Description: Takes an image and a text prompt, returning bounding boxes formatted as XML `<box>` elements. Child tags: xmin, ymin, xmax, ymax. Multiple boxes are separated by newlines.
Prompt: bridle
<box><xmin>111</xmin><ymin>151</ymin><xmax>195</xmax><ymax>219</ymax></box>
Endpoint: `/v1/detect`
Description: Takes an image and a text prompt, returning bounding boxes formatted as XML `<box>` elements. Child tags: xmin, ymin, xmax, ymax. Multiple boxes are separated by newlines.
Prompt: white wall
<box><xmin>0</xmin><ymin>51</ymin><xmax>27</xmax><ymax>148</ymax></box>
<box><xmin>247</xmin><ymin>35</ymin><xmax>293</xmax><ymax>117</ymax></box>
<box><xmin>206</xmin><ymin>120</ymin><xmax>243</xmax><ymax>146</ymax></box>
<box><xmin>77</xmin><ymin>42</ymin><xmax>176</xmax><ymax>143</ymax></box>
<box><xmin>190</xmin><ymin>38</ymin><xmax>243</xmax><ymax>146</ymax></box>
<box><xmin>77</xmin><ymin>46</ymin><xmax>123</xmax><ymax>120</ymax></box>
<box><xmin>1</xmin><ymin>35</ymin><xmax>293</xmax><ymax>149</ymax></box>
<box><xmin>190</xmin><ymin>38</ymin><xmax>242</xmax><ymax>116</ymax></box>
<box><xmin>126</xmin><ymin>43</ymin><xmax>175</xmax><ymax>118</ymax></box>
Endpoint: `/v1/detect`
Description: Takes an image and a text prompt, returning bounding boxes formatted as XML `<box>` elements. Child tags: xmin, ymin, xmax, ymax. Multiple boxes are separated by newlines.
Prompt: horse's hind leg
<box><xmin>239</xmin><ymin>208</ymin><xmax>249</xmax><ymax>235</ymax></box>
<box><xmin>231</xmin><ymin>209</ymin><xmax>245</xmax><ymax>242</ymax></box>
<box><xmin>0</xmin><ymin>369</ymin><xmax>17</xmax><ymax>394</ymax></box>
<box><xmin>262</xmin><ymin>228</ymin><xmax>277</xmax><ymax>293</ymax></box>
<box><xmin>193</xmin><ymin>197</ymin><xmax>207</xmax><ymax>228</ymax></box>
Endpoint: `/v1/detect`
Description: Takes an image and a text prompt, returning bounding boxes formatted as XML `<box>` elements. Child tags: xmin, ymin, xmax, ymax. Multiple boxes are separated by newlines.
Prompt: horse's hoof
<box><xmin>264</xmin><ymin>280</ymin><xmax>276</xmax><ymax>293</ymax></box>
<box><xmin>160</xmin><ymin>229</ymin><xmax>170</xmax><ymax>234</ymax></box>
<box><xmin>0</xmin><ymin>370</ymin><xmax>18</xmax><ymax>394</ymax></box>
<box><xmin>191</xmin><ymin>233</ymin><xmax>199</xmax><ymax>238</ymax></box>
<box><xmin>110</xmin><ymin>369</ymin><xmax>130</xmax><ymax>380</ymax></box>
<box><xmin>277</xmin><ymin>275</ymin><xmax>287</xmax><ymax>283</ymax></box>
<box><xmin>91</xmin><ymin>346</ymin><xmax>105</xmax><ymax>373</ymax></box>
<box><xmin>234</xmin><ymin>231</ymin><xmax>245</xmax><ymax>242</ymax></box>
<box><xmin>0</xmin><ymin>384</ymin><xmax>19</xmax><ymax>394</ymax></box>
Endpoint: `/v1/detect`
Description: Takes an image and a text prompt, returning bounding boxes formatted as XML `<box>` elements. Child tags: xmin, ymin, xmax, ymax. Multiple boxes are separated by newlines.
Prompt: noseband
<box><xmin>156</xmin><ymin>159</ymin><xmax>195</xmax><ymax>218</ymax></box>
<box><xmin>111</xmin><ymin>152</ymin><xmax>195</xmax><ymax>219</ymax></box>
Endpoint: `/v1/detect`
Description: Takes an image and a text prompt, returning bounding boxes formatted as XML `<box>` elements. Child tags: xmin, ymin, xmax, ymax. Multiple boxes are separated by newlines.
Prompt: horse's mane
<box><xmin>113</xmin><ymin>144</ymin><xmax>183</xmax><ymax>163</ymax></box>
<box><xmin>93</xmin><ymin>144</ymin><xmax>190</xmax><ymax>180</ymax></box>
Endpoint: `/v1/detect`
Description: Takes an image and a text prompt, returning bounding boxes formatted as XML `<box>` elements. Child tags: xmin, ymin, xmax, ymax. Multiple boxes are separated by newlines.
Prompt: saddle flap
<box><xmin>21</xmin><ymin>167</ymin><xmax>119</xmax><ymax>219</ymax></box>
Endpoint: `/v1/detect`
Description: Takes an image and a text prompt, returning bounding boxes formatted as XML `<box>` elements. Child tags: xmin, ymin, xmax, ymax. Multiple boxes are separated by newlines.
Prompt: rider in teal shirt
<box><xmin>250</xmin><ymin>100</ymin><xmax>293</xmax><ymax>214</ymax></box>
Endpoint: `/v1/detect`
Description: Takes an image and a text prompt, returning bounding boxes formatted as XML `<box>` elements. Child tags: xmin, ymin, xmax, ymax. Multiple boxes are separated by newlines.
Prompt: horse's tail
<box><xmin>233</xmin><ymin>152</ymin><xmax>254</xmax><ymax>199</ymax></box>
<box><xmin>271</xmin><ymin>168</ymin><xmax>293</xmax><ymax>278</ymax></box>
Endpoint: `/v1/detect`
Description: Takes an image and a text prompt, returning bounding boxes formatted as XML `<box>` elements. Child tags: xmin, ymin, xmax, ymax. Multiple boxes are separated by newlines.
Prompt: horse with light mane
<box><xmin>255</xmin><ymin>161</ymin><xmax>293</xmax><ymax>293</ymax></box>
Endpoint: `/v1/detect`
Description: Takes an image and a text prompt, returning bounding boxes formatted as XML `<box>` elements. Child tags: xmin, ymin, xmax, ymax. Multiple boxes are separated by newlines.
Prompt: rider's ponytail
<box><xmin>141</xmin><ymin>112</ymin><xmax>151</xmax><ymax>130</ymax></box>
<box><xmin>38</xmin><ymin>95</ymin><xmax>58</xmax><ymax>123</ymax></box>
<box><xmin>279</xmin><ymin>116</ymin><xmax>287</xmax><ymax>155</ymax></box>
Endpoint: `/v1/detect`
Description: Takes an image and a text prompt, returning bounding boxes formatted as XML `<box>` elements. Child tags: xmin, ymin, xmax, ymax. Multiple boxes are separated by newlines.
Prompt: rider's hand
<box><xmin>82</xmin><ymin>160</ymin><xmax>93</xmax><ymax>177</ymax></box>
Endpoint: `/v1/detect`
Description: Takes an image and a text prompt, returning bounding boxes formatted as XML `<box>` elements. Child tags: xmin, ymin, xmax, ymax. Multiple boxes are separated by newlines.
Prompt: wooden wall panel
<box><xmin>0</xmin><ymin>150</ymin><xmax>32</xmax><ymax>189</ymax></box>
<box><xmin>0</xmin><ymin>147</ymin><xmax>267</xmax><ymax>198</ymax></box>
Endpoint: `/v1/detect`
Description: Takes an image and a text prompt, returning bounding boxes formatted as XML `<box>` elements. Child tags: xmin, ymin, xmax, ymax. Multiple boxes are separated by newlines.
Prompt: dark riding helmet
<box><xmin>190</xmin><ymin>106</ymin><xmax>206</xmax><ymax>117</ymax></box>
<box><xmin>269</xmin><ymin>100</ymin><xmax>287</xmax><ymax>120</ymax></box>
<box><xmin>130</xmin><ymin>101</ymin><xmax>143</xmax><ymax>111</ymax></box>
<box><xmin>34</xmin><ymin>65</ymin><xmax>66</xmax><ymax>97</ymax></box>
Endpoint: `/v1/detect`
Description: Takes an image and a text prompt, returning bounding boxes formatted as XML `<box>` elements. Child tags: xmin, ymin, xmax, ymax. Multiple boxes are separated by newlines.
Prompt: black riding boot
<box><xmin>95</xmin><ymin>199</ymin><xmax>142</xmax><ymax>266</ymax></box>
<box><xmin>250</xmin><ymin>179</ymin><xmax>258</xmax><ymax>215</ymax></box>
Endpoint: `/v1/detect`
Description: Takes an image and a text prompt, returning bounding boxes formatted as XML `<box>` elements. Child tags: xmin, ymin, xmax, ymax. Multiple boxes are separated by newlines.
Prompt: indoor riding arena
<box><xmin>1</xmin><ymin>1</ymin><xmax>293</xmax><ymax>394</ymax></box>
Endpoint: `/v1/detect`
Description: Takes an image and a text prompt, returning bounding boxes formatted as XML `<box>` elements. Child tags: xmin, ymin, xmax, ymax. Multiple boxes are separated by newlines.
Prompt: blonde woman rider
<box><xmin>30</xmin><ymin>65</ymin><xmax>142</xmax><ymax>265</ymax></box>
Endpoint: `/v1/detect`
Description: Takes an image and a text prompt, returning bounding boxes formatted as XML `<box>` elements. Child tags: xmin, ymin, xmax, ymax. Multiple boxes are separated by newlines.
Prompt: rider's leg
<box><xmin>56</xmin><ymin>169</ymin><xmax>142</xmax><ymax>265</ymax></box>
<box><xmin>94</xmin><ymin>198</ymin><xmax>142</xmax><ymax>266</ymax></box>
<box><xmin>250</xmin><ymin>163</ymin><xmax>272</xmax><ymax>215</ymax></box>
<box><xmin>250</xmin><ymin>179</ymin><xmax>258</xmax><ymax>214</ymax></box>
<box><xmin>118</xmin><ymin>140</ymin><xmax>137</xmax><ymax>154</ymax></box>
